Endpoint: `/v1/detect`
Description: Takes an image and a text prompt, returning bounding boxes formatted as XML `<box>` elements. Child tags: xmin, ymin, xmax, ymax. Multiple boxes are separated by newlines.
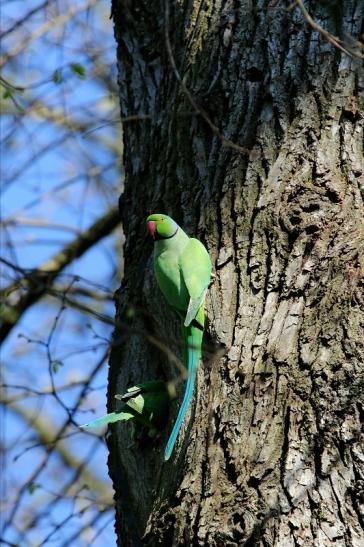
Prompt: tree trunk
<box><xmin>108</xmin><ymin>1</ymin><xmax>363</xmax><ymax>545</ymax></box>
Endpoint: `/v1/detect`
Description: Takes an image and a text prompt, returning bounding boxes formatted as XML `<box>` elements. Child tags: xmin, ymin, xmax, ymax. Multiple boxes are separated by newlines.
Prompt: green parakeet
<box><xmin>80</xmin><ymin>380</ymin><xmax>172</xmax><ymax>438</ymax></box>
<box><xmin>146</xmin><ymin>213</ymin><xmax>212</xmax><ymax>460</ymax></box>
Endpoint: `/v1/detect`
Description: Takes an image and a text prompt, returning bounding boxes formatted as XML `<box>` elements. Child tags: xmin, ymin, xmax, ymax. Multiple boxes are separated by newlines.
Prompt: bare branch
<box><xmin>0</xmin><ymin>1</ymin><xmax>53</xmax><ymax>40</ymax></box>
<box><xmin>0</xmin><ymin>206</ymin><xmax>121</xmax><ymax>342</ymax></box>
<box><xmin>6</xmin><ymin>402</ymin><xmax>113</xmax><ymax>504</ymax></box>
<box><xmin>0</xmin><ymin>0</ymin><xmax>99</xmax><ymax>70</ymax></box>
<box><xmin>1</xmin><ymin>351</ymin><xmax>109</xmax><ymax>536</ymax></box>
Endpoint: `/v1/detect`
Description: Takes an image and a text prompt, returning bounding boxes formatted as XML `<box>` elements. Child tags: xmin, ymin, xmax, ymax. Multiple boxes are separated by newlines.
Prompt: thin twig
<box><xmin>2</xmin><ymin>164</ymin><xmax>115</xmax><ymax>221</ymax></box>
<box><xmin>1</xmin><ymin>378</ymin><xmax>95</xmax><ymax>404</ymax></box>
<box><xmin>82</xmin><ymin>114</ymin><xmax>152</xmax><ymax>137</ymax></box>
<box><xmin>1</xmin><ymin>351</ymin><xmax>110</xmax><ymax>537</ymax></box>
<box><xmin>1</xmin><ymin>217</ymin><xmax>82</xmax><ymax>233</ymax></box>
<box><xmin>293</xmin><ymin>0</ymin><xmax>364</xmax><ymax>60</ymax></box>
<box><xmin>0</xmin><ymin>76</ymin><xmax>25</xmax><ymax>92</ymax></box>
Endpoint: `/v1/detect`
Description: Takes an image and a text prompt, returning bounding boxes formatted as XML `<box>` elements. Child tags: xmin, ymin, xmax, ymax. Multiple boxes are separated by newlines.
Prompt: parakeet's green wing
<box><xmin>180</xmin><ymin>238</ymin><xmax>211</xmax><ymax>326</ymax></box>
<box><xmin>80</xmin><ymin>411</ymin><xmax>134</xmax><ymax>429</ymax></box>
<box><xmin>125</xmin><ymin>394</ymin><xmax>145</xmax><ymax>415</ymax></box>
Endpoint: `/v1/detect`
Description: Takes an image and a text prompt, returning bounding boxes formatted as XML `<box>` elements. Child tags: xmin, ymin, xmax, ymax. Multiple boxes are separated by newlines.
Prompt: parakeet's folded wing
<box><xmin>180</xmin><ymin>238</ymin><xmax>211</xmax><ymax>326</ymax></box>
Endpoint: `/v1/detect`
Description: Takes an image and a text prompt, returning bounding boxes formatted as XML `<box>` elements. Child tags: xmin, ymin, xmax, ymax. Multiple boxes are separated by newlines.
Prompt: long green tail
<box><xmin>164</xmin><ymin>323</ymin><xmax>203</xmax><ymax>461</ymax></box>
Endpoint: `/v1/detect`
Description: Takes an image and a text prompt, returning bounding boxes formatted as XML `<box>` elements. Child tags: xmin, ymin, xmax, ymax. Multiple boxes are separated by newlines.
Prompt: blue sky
<box><xmin>1</xmin><ymin>1</ymin><xmax>123</xmax><ymax>544</ymax></box>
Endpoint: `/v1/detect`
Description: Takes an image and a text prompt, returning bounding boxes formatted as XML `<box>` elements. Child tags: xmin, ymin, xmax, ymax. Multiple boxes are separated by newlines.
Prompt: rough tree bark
<box><xmin>108</xmin><ymin>1</ymin><xmax>363</xmax><ymax>545</ymax></box>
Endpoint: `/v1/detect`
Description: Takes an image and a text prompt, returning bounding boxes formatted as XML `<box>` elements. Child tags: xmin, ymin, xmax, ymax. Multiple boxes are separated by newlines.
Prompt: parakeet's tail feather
<box><xmin>80</xmin><ymin>411</ymin><xmax>134</xmax><ymax>429</ymax></box>
<box><xmin>164</xmin><ymin>324</ymin><xmax>203</xmax><ymax>461</ymax></box>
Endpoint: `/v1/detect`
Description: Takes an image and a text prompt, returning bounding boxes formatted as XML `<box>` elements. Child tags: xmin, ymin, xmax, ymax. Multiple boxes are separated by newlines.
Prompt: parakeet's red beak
<box><xmin>147</xmin><ymin>221</ymin><xmax>156</xmax><ymax>237</ymax></box>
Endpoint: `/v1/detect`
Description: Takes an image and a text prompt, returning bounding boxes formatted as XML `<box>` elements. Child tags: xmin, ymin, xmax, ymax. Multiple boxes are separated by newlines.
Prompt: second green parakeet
<box><xmin>80</xmin><ymin>380</ymin><xmax>172</xmax><ymax>439</ymax></box>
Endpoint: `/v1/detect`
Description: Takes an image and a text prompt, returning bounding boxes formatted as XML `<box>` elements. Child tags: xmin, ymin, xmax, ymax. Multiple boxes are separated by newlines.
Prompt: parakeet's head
<box><xmin>146</xmin><ymin>214</ymin><xmax>179</xmax><ymax>239</ymax></box>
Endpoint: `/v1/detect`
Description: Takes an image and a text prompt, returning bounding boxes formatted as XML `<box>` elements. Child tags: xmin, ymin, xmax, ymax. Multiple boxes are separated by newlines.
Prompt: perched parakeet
<box><xmin>146</xmin><ymin>213</ymin><xmax>212</xmax><ymax>460</ymax></box>
<box><xmin>80</xmin><ymin>380</ymin><xmax>172</xmax><ymax>439</ymax></box>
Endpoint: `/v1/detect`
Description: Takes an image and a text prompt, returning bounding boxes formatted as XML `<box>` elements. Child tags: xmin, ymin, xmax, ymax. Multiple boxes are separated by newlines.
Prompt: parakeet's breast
<box><xmin>154</xmin><ymin>251</ymin><xmax>189</xmax><ymax>312</ymax></box>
